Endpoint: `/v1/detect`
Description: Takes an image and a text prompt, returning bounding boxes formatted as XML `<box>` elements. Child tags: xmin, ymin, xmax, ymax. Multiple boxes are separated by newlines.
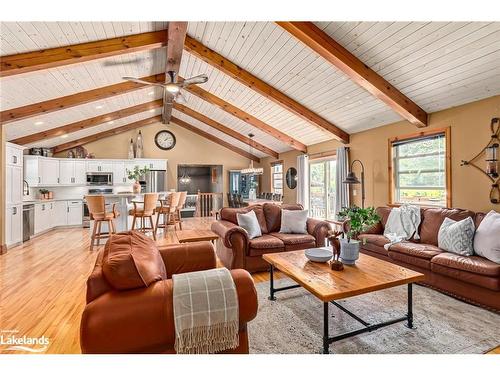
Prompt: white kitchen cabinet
<box><xmin>135</xmin><ymin>159</ymin><xmax>167</xmax><ymax>170</ymax></box>
<box><xmin>6</xmin><ymin>165</ymin><xmax>23</xmax><ymax>205</ymax></box>
<box><xmin>24</xmin><ymin>156</ymin><xmax>59</xmax><ymax>186</ymax></box>
<box><xmin>53</xmin><ymin>201</ymin><xmax>68</xmax><ymax>227</ymax></box>
<box><xmin>59</xmin><ymin>160</ymin><xmax>86</xmax><ymax>185</ymax></box>
<box><xmin>86</xmin><ymin>161</ymin><xmax>113</xmax><ymax>173</ymax></box>
<box><xmin>112</xmin><ymin>161</ymin><xmax>129</xmax><ymax>184</ymax></box>
<box><xmin>34</xmin><ymin>202</ymin><xmax>51</xmax><ymax>234</ymax></box>
<box><xmin>67</xmin><ymin>201</ymin><xmax>83</xmax><ymax>226</ymax></box>
<box><xmin>6</xmin><ymin>143</ymin><xmax>23</xmax><ymax>167</ymax></box>
<box><xmin>5</xmin><ymin>205</ymin><xmax>22</xmax><ymax>247</ymax></box>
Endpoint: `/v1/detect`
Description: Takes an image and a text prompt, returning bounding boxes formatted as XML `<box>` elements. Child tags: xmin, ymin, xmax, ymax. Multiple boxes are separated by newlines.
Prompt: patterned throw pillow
<box><xmin>237</xmin><ymin>210</ymin><xmax>262</xmax><ymax>239</ymax></box>
<box><xmin>438</xmin><ymin>217</ymin><xmax>475</xmax><ymax>256</ymax></box>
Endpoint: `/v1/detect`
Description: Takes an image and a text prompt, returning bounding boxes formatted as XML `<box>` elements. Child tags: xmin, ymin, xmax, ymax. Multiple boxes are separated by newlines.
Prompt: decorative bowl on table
<box><xmin>305</xmin><ymin>248</ymin><xmax>333</xmax><ymax>263</ymax></box>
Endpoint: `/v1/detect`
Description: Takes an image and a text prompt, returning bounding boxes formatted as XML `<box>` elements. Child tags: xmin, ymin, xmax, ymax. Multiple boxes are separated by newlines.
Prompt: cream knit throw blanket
<box><xmin>172</xmin><ymin>268</ymin><xmax>239</xmax><ymax>354</ymax></box>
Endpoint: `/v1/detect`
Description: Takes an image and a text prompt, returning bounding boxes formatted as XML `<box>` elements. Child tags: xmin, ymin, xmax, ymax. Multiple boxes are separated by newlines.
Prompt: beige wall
<box><xmin>260</xmin><ymin>150</ymin><xmax>302</xmax><ymax>204</ymax></box>
<box><xmin>262</xmin><ymin>95</ymin><xmax>500</xmax><ymax>213</ymax></box>
<box><xmin>55</xmin><ymin>120</ymin><xmax>254</xmax><ymax>197</ymax></box>
<box><xmin>0</xmin><ymin>127</ymin><xmax>5</xmax><ymax>250</ymax></box>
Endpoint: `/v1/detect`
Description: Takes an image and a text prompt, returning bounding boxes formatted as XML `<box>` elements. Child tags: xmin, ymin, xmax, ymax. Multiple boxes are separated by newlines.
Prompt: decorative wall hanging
<box><xmin>128</xmin><ymin>138</ymin><xmax>135</xmax><ymax>159</ymax></box>
<box><xmin>136</xmin><ymin>130</ymin><xmax>144</xmax><ymax>158</ymax></box>
<box><xmin>461</xmin><ymin>117</ymin><xmax>499</xmax><ymax>203</ymax></box>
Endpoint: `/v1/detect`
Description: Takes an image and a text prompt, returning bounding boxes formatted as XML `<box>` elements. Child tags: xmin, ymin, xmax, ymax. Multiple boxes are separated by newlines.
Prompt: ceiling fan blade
<box><xmin>103</xmin><ymin>57</ymin><xmax>145</xmax><ymax>66</ymax></box>
<box><xmin>175</xmin><ymin>90</ymin><xmax>187</xmax><ymax>104</ymax></box>
<box><xmin>180</xmin><ymin>74</ymin><xmax>209</xmax><ymax>87</ymax></box>
<box><xmin>123</xmin><ymin>77</ymin><xmax>165</xmax><ymax>87</ymax></box>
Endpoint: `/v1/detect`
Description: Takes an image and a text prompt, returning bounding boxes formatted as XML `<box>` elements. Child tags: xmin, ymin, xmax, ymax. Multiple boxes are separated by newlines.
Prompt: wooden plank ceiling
<box><xmin>1</xmin><ymin>21</ymin><xmax>499</xmax><ymax>158</ymax></box>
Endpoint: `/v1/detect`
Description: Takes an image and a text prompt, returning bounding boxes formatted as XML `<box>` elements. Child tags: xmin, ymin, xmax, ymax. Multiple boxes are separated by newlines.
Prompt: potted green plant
<box><xmin>126</xmin><ymin>166</ymin><xmax>150</xmax><ymax>194</ymax></box>
<box><xmin>39</xmin><ymin>189</ymin><xmax>50</xmax><ymax>200</ymax></box>
<box><xmin>337</xmin><ymin>206</ymin><xmax>380</xmax><ymax>264</ymax></box>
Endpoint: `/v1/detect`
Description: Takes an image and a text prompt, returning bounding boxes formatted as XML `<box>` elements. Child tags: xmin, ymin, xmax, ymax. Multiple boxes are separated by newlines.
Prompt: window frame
<box><xmin>271</xmin><ymin>161</ymin><xmax>283</xmax><ymax>195</ymax></box>
<box><xmin>388</xmin><ymin>127</ymin><xmax>451</xmax><ymax>208</ymax></box>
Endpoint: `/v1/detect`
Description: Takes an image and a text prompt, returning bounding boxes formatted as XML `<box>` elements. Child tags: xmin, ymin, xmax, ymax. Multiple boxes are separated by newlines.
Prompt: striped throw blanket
<box><xmin>172</xmin><ymin>268</ymin><xmax>239</xmax><ymax>354</ymax></box>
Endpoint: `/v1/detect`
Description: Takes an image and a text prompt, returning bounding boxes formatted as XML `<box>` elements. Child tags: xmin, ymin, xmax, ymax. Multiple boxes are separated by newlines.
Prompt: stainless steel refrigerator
<box><xmin>140</xmin><ymin>170</ymin><xmax>167</xmax><ymax>193</ymax></box>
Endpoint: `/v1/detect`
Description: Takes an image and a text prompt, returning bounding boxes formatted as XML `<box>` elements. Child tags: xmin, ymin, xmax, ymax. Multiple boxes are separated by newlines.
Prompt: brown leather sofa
<box><xmin>80</xmin><ymin>232</ymin><xmax>258</xmax><ymax>353</ymax></box>
<box><xmin>211</xmin><ymin>203</ymin><xmax>330</xmax><ymax>272</ymax></box>
<box><xmin>359</xmin><ymin>207</ymin><xmax>499</xmax><ymax>311</ymax></box>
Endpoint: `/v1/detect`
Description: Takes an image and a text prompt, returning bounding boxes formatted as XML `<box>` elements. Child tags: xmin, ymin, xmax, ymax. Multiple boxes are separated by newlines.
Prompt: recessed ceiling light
<box><xmin>95</xmin><ymin>105</ymin><xmax>104</xmax><ymax>109</ymax></box>
<box><xmin>60</xmin><ymin>134</ymin><xmax>68</xmax><ymax>139</ymax></box>
<box><xmin>108</xmin><ymin>121</ymin><xmax>114</xmax><ymax>125</ymax></box>
<box><xmin>34</xmin><ymin>121</ymin><xmax>44</xmax><ymax>125</ymax></box>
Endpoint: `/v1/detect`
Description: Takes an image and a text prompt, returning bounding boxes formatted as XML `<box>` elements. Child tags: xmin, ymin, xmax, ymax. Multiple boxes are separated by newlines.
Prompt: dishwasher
<box><xmin>23</xmin><ymin>204</ymin><xmax>35</xmax><ymax>242</ymax></box>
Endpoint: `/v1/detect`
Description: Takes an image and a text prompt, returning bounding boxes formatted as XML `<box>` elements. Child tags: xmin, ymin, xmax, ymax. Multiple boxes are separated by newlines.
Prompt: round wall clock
<box><xmin>154</xmin><ymin>130</ymin><xmax>176</xmax><ymax>150</ymax></box>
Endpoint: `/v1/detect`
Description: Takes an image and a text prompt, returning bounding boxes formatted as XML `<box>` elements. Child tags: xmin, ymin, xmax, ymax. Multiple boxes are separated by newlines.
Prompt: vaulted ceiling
<box><xmin>1</xmin><ymin>21</ymin><xmax>499</xmax><ymax>159</ymax></box>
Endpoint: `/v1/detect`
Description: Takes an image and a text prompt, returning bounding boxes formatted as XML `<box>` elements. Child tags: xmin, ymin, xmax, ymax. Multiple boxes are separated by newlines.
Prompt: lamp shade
<box><xmin>343</xmin><ymin>171</ymin><xmax>361</xmax><ymax>184</ymax></box>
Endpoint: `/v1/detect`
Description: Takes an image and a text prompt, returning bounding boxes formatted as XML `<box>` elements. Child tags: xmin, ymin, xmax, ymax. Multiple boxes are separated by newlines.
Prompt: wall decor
<box><xmin>154</xmin><ymin>130</ymin><xmax>176</xmax><ymax>150</ymax></box>
<box><xmin>286</xmin><ymin>167</ymin><xmax>298</xmax><ymax>189</ymax></box>
<box><xmin>461</xmin><ymin>117</ymin><xmax>500</xmax><ymax>203</ymax></box>
<box><xmin>136</xmin><ymin>130</ymin><xmax>144</xmax><ymax>158</ymax></box>
<box><xmin>128</xmin><ymin>138</ymin><xmax>135</xmax><ymax>159</ymax></box>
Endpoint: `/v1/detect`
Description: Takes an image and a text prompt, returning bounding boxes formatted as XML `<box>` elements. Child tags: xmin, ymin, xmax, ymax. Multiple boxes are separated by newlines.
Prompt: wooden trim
<box><xmin>11</xmin><ymin>99</ymin><xmax>163</xmax><ymax>145</ymax></box>
<box><xmin>183</xmin><ymin>83</ymin><xmax>307</xmax><ymax>152</ymax></box>
<box><xmin>183</xmin><ymin>35</ymin><xmax>350</xmax><ymax>144</ymax></box>
<box><xmin>173</xmin><ymin>103</ymin><xmax>279</xmax><ymax>158</ymax></box>
<box><xmin>388</xmin><ymin>127</ymin><xmax>451</xmax><ymax>208</ymax></box>
<box><xmin>277</xmin><ymin>22</ymin><xmax>428</xmax><ymax>128</ymax></box>
<box><xmin>308</xmin><ymin>150</ymin><xmax>337</xmax><ymax>160</ymax></box>
<box><xmin>270</xmin><ymin>160</ymin><xmax>283</xmax><ymax>166</ymax></box>
<box><xmin>0</xmin><ymin>30</ymin><xmax>169</xmax><ymax>77</ymax></box>
<box><xmin>1</xmin><ymin>74</ymin><xmax>165</xmax><ymax>125</ymax></box>
<box><xmin>52</xmin><ymin>116</ymin><xmax>161</xmax><ymax>154</ymax></box>
<box><xmin>0</xmin><ymin>244</ymin><xmax>6</xmax><ymax>255</ymax></box>
<box><xmin>171</xmin><ymin>116</ymin><xmax>260</xmax><ymax>162</ymax></box>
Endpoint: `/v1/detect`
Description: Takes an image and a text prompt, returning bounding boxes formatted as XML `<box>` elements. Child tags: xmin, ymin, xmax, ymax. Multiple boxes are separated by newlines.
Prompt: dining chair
<box><xmin>129</xmin><ymin>193</ymin><xmax>159</xmax><ymax>240</ymax></box>
<box><xmin>154</xmin><ymin>192</ymin><xmax>181</xmax><ymax>237</ymax></box>
<box><xmin>174</xmin><ymin>191</ymin><xmax>188</xmax><ymax>230</ymax></box>
<box><xmin>85</xmin><ymin>195</ymin><xmax>119</xmax><ymax>251</ymax></box>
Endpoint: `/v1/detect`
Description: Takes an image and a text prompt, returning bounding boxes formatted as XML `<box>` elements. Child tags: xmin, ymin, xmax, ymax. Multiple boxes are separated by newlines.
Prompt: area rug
<box><xmin>248</xmin><ymin>279</ymin><xmax>500</xmax><ymax>354</ymax></box>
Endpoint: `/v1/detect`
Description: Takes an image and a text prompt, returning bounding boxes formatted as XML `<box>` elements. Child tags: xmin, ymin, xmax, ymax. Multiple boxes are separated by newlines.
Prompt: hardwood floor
<box><xmin>0</xmin><ymin>219</ymin><xmax>494</xmax><ymax>354</ymax></box>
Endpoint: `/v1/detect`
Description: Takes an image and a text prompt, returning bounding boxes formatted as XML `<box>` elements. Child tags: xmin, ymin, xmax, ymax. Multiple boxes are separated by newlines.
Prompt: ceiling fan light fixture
<box><xmin>165</xmin><ymin>83</ymin><xmax>180</xmax><ymax>93</ymax></box>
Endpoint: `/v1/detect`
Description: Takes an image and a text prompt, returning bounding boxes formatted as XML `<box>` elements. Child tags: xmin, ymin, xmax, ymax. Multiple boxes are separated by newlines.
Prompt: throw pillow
<box><xmin>237</xmin><ymin>210</ymin><xmax>262</xmax><ymax>239</ymax></box>
<box><xmin>280</xmin><ymin>209</ymin><xmax>308</xmax><ymax>234</ymax></box>
<box><xmin>473</xmin><ymin>210</ymin><xmax>500</xmax><ymax>263</ymax></box>
<box><xmin>437</xmin><ymin>217</ymin><xmax>475</xmax><ymax>256</ymax></box>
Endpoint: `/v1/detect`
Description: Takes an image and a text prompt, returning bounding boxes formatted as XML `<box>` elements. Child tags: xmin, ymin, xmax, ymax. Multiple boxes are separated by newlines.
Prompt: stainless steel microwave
<box><xmin>86</xmin><ymin>172</ymin><xmax>113</xmax><ymax>186</ymax></box>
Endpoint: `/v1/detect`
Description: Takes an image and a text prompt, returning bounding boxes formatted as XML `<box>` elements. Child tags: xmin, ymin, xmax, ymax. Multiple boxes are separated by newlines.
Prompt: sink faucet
<box><xmin>23</xmin><ymin>180</ymin><xmax>30</xmax><ymax>196</ymax></box>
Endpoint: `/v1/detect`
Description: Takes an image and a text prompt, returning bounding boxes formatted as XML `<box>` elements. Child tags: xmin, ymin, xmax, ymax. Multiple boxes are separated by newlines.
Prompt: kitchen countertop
<box><xmin>22</xmin><ymin>198</ymin><xmax>84</xmax><ymax>205</ymax></box>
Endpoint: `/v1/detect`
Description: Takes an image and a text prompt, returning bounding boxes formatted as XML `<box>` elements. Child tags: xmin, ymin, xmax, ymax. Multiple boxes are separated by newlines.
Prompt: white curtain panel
<box><xmin>296</xmin><ymin>154</ymin><xmax>309</xmax><ymax>209</ymax></box>
<box><xmin>335</xmin><ymin>147</ymin><xmax>350</xmax><ymax>216</ymax></box>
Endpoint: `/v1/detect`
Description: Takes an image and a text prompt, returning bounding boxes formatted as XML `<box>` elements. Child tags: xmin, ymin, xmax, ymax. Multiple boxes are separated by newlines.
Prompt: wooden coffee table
<box><xmin>262</xmin><ymin>250</ymin><xmax>425</xmax><ymax>354</ymax></box>
<box><xmin>176</xmin><ymin>229</ymin><xmax>219</xmax><ymax>243</ymax></box>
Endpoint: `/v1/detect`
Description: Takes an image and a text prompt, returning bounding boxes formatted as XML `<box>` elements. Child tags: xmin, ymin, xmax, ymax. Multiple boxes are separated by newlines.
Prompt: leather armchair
<box><xmin>81</xmin><ymin>241</ymin><xmax>258</xmax><ymax>353</ymax></box>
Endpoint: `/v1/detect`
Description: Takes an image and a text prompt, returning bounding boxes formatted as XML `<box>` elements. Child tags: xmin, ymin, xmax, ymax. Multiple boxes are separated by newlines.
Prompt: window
<box><xmin>271</xmin><ymin>162</ymin><xmax>283</xmax><ymax>195</ymax></box>
<box><xmin>309</xmin><ymin>158</ymin><xmax>337</xmax><ymax>219</ymax></box>
<box><xmin>389</xmin><ymin>128</ymin><xmax>451</xmax><ymax>207</ymax></box>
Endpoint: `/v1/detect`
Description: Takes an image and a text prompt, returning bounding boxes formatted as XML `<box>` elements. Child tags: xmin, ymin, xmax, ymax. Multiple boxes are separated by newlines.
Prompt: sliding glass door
<box><xmin>309</xmin><ymin>158</ymin><xmax>337</xmax><ymax>220</ymax></box>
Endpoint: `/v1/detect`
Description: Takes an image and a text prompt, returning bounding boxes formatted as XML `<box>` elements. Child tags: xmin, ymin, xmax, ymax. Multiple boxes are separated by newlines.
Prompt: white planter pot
<box><xmin>340</xmin><ymin>238</ymin><xmax>360</xmax><ymax>265</ymax></box>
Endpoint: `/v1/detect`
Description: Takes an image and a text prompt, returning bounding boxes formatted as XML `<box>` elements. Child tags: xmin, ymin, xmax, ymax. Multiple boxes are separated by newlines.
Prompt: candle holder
<box><xmin>461</xmin><ymin>118</ymin><xmax>500</xmax><ymax>204</ymax></box>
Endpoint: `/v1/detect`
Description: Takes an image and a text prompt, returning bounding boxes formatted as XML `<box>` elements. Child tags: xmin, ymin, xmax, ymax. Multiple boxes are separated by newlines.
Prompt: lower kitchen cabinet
<box><xmin>67</xmin><ymin>201</ymin><xmax>83</xmax><ymax>226</ymax></box>
<box><xmin>5</xmin><ymin>205</ymin><xmax>22</xmax><ymax>247</ymax></box>
<box><xmin>54</xmin><ymin>201</ymin><xmax>68</xmax><ymax>227</ymax></box>
<box><xmin>34</xmin><ymin>200</ymin><xmax>83</xmax><ymax>235</ymax></box>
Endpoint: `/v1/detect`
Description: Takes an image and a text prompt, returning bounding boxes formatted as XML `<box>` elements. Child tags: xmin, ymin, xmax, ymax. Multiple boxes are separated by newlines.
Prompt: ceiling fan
<box><xmin>123</xmin><ymin>71</ymin><xmax>208</xmax><ymax>124</ymax></box>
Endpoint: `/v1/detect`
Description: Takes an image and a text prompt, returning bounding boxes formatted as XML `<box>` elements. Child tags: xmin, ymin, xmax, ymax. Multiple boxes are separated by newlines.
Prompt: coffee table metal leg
<box><xmin>268</xmin><ymin>264</ymin><xmax>276</xmax><ymax>301</ymax></box>
<box><xmin>323</xmin><ymin>302</ymin><xmax>330</xmax><ymax>354</ymax></box>
<box><xmin>406</xmin><ymin>283</ymin><xmax>414</xmax><ymax>329</ymax></box>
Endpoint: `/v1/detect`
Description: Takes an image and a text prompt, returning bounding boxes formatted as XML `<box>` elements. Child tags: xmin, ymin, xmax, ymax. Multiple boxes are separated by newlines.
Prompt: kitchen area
<box><xmin>4</xmin><ymin>141</ymin><xmax>168</xmax><ymax>249</ymax></box>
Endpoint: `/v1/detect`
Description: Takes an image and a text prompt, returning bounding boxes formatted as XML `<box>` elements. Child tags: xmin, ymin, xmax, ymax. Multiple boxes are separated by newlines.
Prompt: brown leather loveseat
<box><xmin>80</xmin><ymin>231</ymin><xmax>258</xmax><ymax>353</ymax></box>
<box><xmin>211</xmin><ymin>203</ymin><xmax>330</xmax><ymax>272</ymax></box>
<box><xmin>359</xmin><ymin>207</ymin><xmax>499</xmax><ymax>311</ymax></box>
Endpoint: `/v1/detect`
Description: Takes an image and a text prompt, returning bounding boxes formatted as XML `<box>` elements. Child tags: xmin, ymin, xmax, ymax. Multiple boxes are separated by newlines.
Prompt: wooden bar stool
<box><xmin>129</xmin><ymin>193</ymin><xmax>159</xmax><ymax>240</ymax></box>
<box><xmin>155</xmin><ymin>192</ymin><xmax>181</xmax><ymax>237</ymax></box>
<box><xmin>85</xmin><ymin>195</ymin><xmax>119</xmax><ymax>251</ymax></box>
<box><xmin>174</xmin><ymin>191</ymin><xmax>188</xmax><ymax>230</ymax></box>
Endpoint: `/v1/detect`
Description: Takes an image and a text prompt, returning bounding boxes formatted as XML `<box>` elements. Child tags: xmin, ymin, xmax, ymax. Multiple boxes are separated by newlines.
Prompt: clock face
<box><xmin>155</xmin><ymin>130</ymin><xmax>176</xmax><ymax>150</ymax></box>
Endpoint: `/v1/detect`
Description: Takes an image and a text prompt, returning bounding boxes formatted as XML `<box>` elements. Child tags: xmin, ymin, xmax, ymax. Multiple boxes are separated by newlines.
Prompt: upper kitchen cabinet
<box><xmin>6</xmin><ymin>142</ymin><xmax>24</xmax><ymax>167</ymax></box>
<box><xmin>24</xmin><ymin>156</ymin><xmax>60</xmax><ymax>186</ymax></box>
<box><xmin>135</xmin><ymin>158</ymin><xmax>167</xmax><ymax>170</ymax></box>
<box><xmin>86</xmin><ymin>160</ymin><xmax>113</xmax><ymax>173</ymax></box>
<box><xmin>59</xmin><ymin>160</ymin><xmax>86</xmax><ymax>185</ymax></box>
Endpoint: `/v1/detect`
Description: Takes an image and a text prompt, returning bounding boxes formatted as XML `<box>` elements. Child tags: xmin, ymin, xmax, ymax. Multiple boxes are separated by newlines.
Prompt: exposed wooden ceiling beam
<box><xmin>276</xmin><ymin>22</ymin><xmax>428</xmax><ymax>128</ymax></box>
<box><xmin>11</xmin><ymin>99</ymin><xmax>163</xmax><ymax>145</ymax></box>
<box><xmin>171</xmin><ymin>116</ymin><xmax>259</xmax><ymax>162</ymax></box>
<box><xmin>162</xmin><ymin>22</ymin><xmax>188</xmax><ymax>124</ymax></box>
<box><xmin>183</xmin><ymin>35</ymin><xmax>350</xmax><ymax>143</ymax></box>
<box><xmin>1</xmin><ymin>73</ymin><xmax>165</xmax><ymax>125</ymax></box>
<box><xmin>53</xmin><ymin>116</ymin><xmax>161</xmax><ymax>154</ymax></box>
<box><xmin>181</xmin><ymin>79</ymin><xmax>306</xmax><ymax>152</ymax></box>
<box><xmin>174</xmin><ymin>103</ymin><xmax>279</xmax><ymax>158</ymax></box>
<box><xmin>0</xmin><ymin>30</ymin><xmax>168</xmax><ymax>77</ymax></box>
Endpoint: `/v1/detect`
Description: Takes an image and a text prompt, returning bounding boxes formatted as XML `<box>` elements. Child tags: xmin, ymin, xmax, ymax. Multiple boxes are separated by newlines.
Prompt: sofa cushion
<box><xmin>358</xmin><ymin>234</ymin><xmax>391</xmax><ymax>248</ymax></box>
<box><xmin>473</xmin><ymin>210</ymin><xmax>500</xmax><ymax>264</ymax></box>
<box><xmin>437</xmin><ymin>217</ymin><xmax>475</xmax><ymax>256</ymax></box>
<box><xmin>220</xmin><ymin>205</ymin><xmax>268</xmax><ymax>234</ymax></box>
<box><xmin>262</xmin><ymin>203</ymin><xmax>303</xmax><ymax>232</ymax></box>
<box><xmin>248</xmin><ymin>234</ymin><xmax>284</xmax><ymax>257</ymax></box>
<box><xmin>270</xmin><ymin>232</ymin><xmax>315</xmax><ymax>246</ymax></box>
<box><xmin>102</xmin><ymin>231</ymin><xmax>167</xmax><ymax>291</ymax></box>
<box><xmin>237</xmin><ymin>210</ymin><xmax>262</xmax><ymax>239</ymax></box>
<box><xmin>388</xmin><ymin>251</ymin><xmax>432</xmax><ymax>270</ymax></box>
<box><xmin>419</xmin><ymin>208</ymin><xmax>475</xmax><ymax>246</ymax></box>
<box><xmin>431</xmin><ymin>253</ymin><xmax>500</xmax><ymax>277</ymax></box>
<box><xmin>280</xmin><ymin>209</ymin><xmax>308</xmax><ymax>234</ymax></box>
<box><xmin>388</xmin><ymin>242</ymin><xmax>443</xmax><ymax>260</ymax></box>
